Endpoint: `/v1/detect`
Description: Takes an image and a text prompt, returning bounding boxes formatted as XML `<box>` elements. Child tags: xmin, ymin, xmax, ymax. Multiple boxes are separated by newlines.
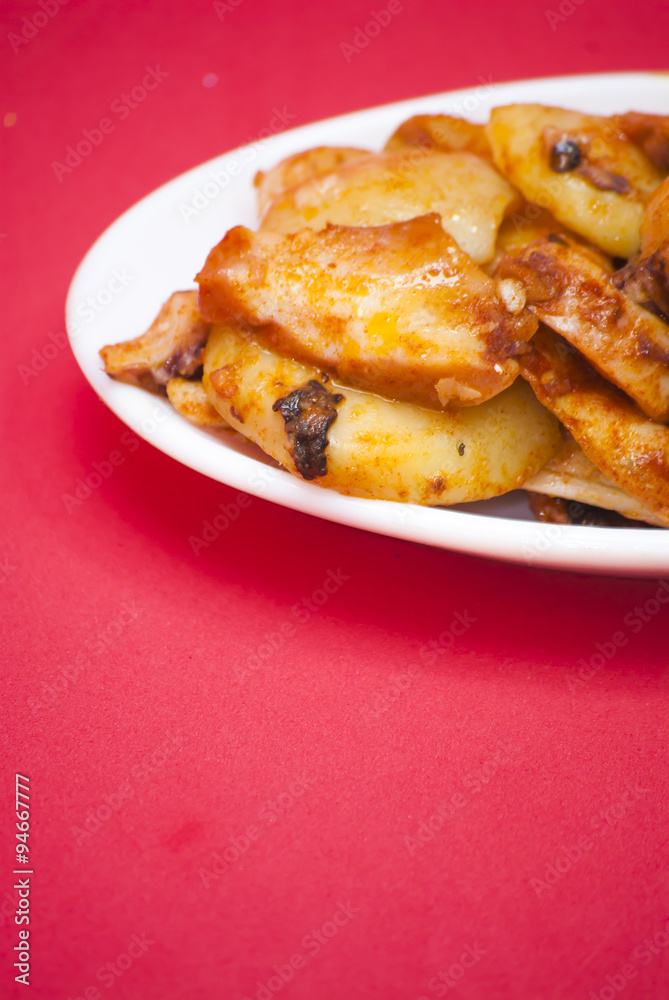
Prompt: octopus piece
<box><xmin>498</xmin><ymin>235</ymin><xmax>669</xmax><ymax>422</ymax></box>
<box><xmin>615</xmin><ymin>112</ymin><xmax>669</xmax><ymax>173</ymax></box>
<box><xmin>486</xmin><ymin>104</ymin><xmax>662</xmax><ymax>257</ymax></box>
<box><xmin>259</xmin><ymin>149</ymin><xmax>521</xmax><ymax>265</ymax></box>
<box><xmin>615</xmin><ymin>175</ymin><xmax>669</xmax><ymax>320</ymax></box>
<box><xmin>520</xmin><ymin>326</ymin><xmax>669</xmax><ymax>522</ymax></box>
<box><xmin>202</xmin><ymin>323</ymin><xmax>562</xmax><ymax>503</ymax></box>
<box><xmin>99</xmin><ymin>291</ymin><xmax>210</xmax><ymax>391</ymax></box>
<box><xmin>196</xmin><ymin>214</ymin><xmax>538</xmax><ymax>410</ymax></box>
<box><xmin>524</xmin><ymin>432</ymin><xmax>668</xmax><ymax>527</ymax></box>
<box><xmin>254</xmin><ymin>146</ymin><xmax>370</xmax><ymax>220</ymax></box>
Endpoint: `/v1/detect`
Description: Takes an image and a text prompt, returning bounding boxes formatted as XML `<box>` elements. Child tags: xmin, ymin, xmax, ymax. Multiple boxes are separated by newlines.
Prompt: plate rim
<box><xmin>66</xmin><ymin>70</ymin><xmax>669</xmax><ymax>577</ymax></box>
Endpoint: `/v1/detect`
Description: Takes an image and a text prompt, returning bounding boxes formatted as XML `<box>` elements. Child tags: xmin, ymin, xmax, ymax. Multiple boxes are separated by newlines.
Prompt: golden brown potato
<box><xmin>486</xmin><ymin>104</ymin><xmax>662</xmax><ymax>257</ymax></box>
<box><xmin>196</xmin><ymin>214</ymin><xmax>538</xmax><ymax>409</ymax></box>
<box><xmin>384</xmin><ymin>114</ymin><xmax>492</xmax><ymax>160</ymax></box>
<box><xmin>166</xmin><ymin>377</ymin><xmax>229</xmax><ymax>428</ymax></box>
<box><xmin>202</xmin><ymin>323</ymin><xmax>561</xmax><ymax>503</ymax></box>
<box><xmin>260</xmin><ymin>149</ymin><xmax>521</xmax><ymax>265</ymax></box>
<box><xmin>498</xmin><ymin>235</ymin><xmax>669</xmax><ymax>421</ymax></box>
<box><xmin>521</xmin><ymin>326</ymin><xmax>669</xmax><ymax>522</ymax></box>
<box><xmin>99</xmin><ymin>291</ymin><xmax>209</xmax><ymax>391</ymax></box>
<box><xmin>254</xmin><ymin>146</ymin><xmax>370</xmax><ymax>219</ymax></box>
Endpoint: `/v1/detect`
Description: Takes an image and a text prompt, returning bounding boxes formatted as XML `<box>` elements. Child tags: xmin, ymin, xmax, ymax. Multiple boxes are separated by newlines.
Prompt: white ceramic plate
<box><xmin>67</xmin><ymin>71</ymin><xmax>669</xmax><ymax>576</ymax></box>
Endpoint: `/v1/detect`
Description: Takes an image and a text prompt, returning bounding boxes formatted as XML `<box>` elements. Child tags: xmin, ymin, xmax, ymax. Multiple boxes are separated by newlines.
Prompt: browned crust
<box><xmin>271</xmin><ymin>379</ymin><xmax>344</xmax><ymax>480</ymax></box>
<box><xmin>520</xmin><ymin>327</ymin><xmax>669</xmax><ymax>520</ymax></box>
<box><xmin>99</xmin><ymin>291</ymin><xmax>210</xmax><ymax>390</ymax></box>
<box><xmin>498</xmin><ymin>236</ymin><xmax>669</xmax><ymax>421</ymax></box>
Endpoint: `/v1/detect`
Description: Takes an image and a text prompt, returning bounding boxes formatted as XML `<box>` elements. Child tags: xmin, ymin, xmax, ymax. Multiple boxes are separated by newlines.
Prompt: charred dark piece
<box><xmin>614</xmin><ymin>252</ymin><xmax>669</xmax><ymax>322</ymax></box>
<box><xmin>527</xmin><ymin>492</ymin><xmax>647</xmax><ymax>528</ymax></box>
<box><xmin>272</xmin><ymin>379</ymin><xmax>344</xmax><ymax>480</ymax></box>
<box><xmin>550</xmin><ymin>139</ymin><xmax>582</xmax><ymax>173</ymax></box>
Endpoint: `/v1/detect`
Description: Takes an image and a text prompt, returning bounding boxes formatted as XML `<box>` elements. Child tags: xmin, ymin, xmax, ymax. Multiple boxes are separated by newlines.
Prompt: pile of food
<box><xmin>100</xmin><ymin>104</ymin><xmax>669</xmax><ymax>527</ymax></box>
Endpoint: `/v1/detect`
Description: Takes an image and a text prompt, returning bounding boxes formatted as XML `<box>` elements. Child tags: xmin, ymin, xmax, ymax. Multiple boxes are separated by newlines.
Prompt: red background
<box><xmin>3</xmin><ymin>1</ymin><xmax>669</xmax><ymax>998</ymax></box>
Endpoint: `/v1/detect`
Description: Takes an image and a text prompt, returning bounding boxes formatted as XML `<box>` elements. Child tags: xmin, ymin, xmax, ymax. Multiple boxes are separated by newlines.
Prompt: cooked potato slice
<box><xmin>99</xmin><ymin>291</ymin><xmax>210</xmax><ymax>391</ymax></box>
<box><xmin>255</xmin><ymin>146</ymin><xmax>370</xmax><ymax>219</ymax></box>
<box><xmin>499</xmin><ymin>235</ymin><xmax>669</xmax><ymax>421</ymax></box>
<box><xmin>486</xmin><ymin>104</ymin><xmax>662</xmax><ymax>257</ymax></box>
<box><xmin>196</xmin><ymin>214</ymin><xmax>538</xmax><ymax>409</ymax></box>
<box><xmin>260</xmin><ymin>149</ymin><xmax>521</xmax><ymax>265</ymax></box>
<box><xmin>524</xmin><ymin>433</ymin><xmax>669</xmax><ymax>527</ymax></box>
<box><xmin>166</xmin><ymin>377</ymin><xmax>229</xmax><ymax>428</ymax></box>
<box><xmin>521</xmin><ymin>326</ymin><xmax>669</xmax><ymax>521</ymax></box>
<box><xmin>202</xmin><ymin>323</ymin><xmax>561</xmax><ymax>504</ymax></box>
<box><xmin>384</xmin><ymin>114</ymin><xmax>492</xmax><ymax>160</ymax></box>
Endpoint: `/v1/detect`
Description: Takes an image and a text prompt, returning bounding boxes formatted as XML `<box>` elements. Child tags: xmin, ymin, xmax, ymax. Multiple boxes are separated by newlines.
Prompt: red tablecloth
<box><xmin>3</xmin><ymin>1</ymin><xmax>669</xmax><ymax>997</ymax></box>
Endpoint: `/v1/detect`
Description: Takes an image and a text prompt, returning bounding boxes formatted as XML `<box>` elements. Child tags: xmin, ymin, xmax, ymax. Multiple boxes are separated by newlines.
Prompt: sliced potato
<box><xmin>486</xmin><ymin>104</ymin><xmax>662</xmax><ymax>257</ymax></box>
<box><xmin>260</xmin><ymin>149</ymin><xmax>521</xmax><ymax>265</ymax></box>
<box><xmin>521</xmin><ymin>326</ymin><xmax>669</xmax><ymax>522</ymax></box>
<box><xmin>384</xmin><ymin>114</ymin><xmax>491</xmax><ymax>160</ymax></box>
<box><xmin>202</xmin><ymin>323</ymin><xmax>561</xmax><ymax>504</ymax></box>
<box><xmin>166</xmin><ymin>377</ymin><xmax>229</xmax><ymax>428</ymax></box>
<box><xmin>196</xmin><ymin>214</ymin><xmax>538</xmax><ymax>410</ymax></box>
<box><xmin>254</xmin><ymin>146</ymin><xmax>370</xmax><ymax>219</ymax></box>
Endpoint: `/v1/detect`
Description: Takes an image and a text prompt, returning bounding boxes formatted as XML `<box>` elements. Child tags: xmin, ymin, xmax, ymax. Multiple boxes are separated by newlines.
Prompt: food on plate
<box><xmin>166</xmin><ymin>377</ymin><xmax>229</xmax><ymax>428</ymax></box>
<box><xmin>384</xmin><ymin>114</ymin><xmax>492</xmax><ymax>160</ymax></box>
<box><xmin>486</xmin><ymin>104</ymin><xmax>662</xmax><ymax>256</ymax></box>
<box><xmin>99</xmin><ymin>290</ymin><xmax>210</xmax><ymax>391</ymax></box>
<box><xmin>100</xmin><ymin>102</ymin><xmax>669</xmax><ymax>529</ymax></box>
<box><xmin>523</xmin><ymin>433</ymin><xmax>667</xmax><ymax>527</ymax></box>
<box><xmin>260</xmin><ymin>148</ymin><xmax>520</xmax><ymax>264</ymax></box>
<box><xmin>521</xmin><ymin>326</ymin><xmax>669</xmax><ymax>525</ymax></box>
<box><xmin>202</xmin><ymin>322</ymin><xmax>560</xmax><ymax>501</ymax></box>
<box><xmin>254</xmin><ymin>146</ymin><xmax>369</xmax><ymax>218</ymax></box>
<box><xmin>497</xmin><ymin>233</ymin><xmax>669</xmax><ymax>421</ymax></box>
<box><xmin>196</xmin><ymin>213</ymin><xmax>537</xmax><ymax>408</ymax></box>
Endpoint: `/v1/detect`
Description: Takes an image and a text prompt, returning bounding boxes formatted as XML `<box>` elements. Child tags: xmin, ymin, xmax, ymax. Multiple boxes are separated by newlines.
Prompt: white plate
<box><xmin>67</xmin><ymin>71</ymin><xmax>669</xmax><ymax>577</ymax></box>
